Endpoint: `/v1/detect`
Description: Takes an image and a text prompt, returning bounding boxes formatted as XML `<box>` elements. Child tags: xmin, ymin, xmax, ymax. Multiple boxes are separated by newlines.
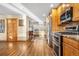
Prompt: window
<box><xmin>19</xmin><ymin>19</ymin><xmax>24</xmax><ymax>26</ymax></box>
<box><xmin>0</xmin><ymin>19</ymin><xmax>5</xmax><ymax>33</ymax></box>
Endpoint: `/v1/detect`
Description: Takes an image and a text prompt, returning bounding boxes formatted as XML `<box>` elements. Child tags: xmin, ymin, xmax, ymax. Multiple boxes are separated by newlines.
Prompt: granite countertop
<box><xmin>62</xmin><ymin>34</ymin><xmax>79</xmax><ymax>41</ymax></box>
<box><xmin>52</xmin><ymin>32</ymin><xmax>79</xmax><ymax>41</ymax></box>
<box><xmin>58</xmin><ymin>32</ymin><xmax>79</xmax><ymax>41</ymax></box>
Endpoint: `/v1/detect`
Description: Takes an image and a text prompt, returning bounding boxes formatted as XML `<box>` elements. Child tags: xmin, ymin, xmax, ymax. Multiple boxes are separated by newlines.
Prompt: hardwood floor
<box><xmin>0</xmin><ymin>38</ymin><xmax>54</xmax><ymax>56</ymax></box>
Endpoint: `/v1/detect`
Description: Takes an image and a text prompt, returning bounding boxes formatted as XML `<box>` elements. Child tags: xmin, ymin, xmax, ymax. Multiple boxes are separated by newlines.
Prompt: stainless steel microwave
<box><xmin>60</xmin><ymin>7</ymin><xmax>73</xmax><ymax>24</ymax></box>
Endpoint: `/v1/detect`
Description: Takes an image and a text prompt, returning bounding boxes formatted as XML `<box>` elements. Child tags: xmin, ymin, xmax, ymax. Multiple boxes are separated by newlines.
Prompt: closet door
<box><xmin>7</xmin><ymin>18</ymin><xmax>17</xmax><ymax>41</ymax></box>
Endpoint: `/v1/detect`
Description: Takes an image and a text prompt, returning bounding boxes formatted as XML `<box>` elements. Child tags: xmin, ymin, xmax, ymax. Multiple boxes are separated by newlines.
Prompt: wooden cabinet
<box><xmin>57</xmin><ymin>4</ymin><xmax>79</xmax><ymax>22</ymax></box>
<box><xmin>63</xmin><ymin>36</ymin><xmax>79</xmax><ymax>56</ymax></box>
<box><xmin>73</xmin><ymin>47</ymin><xmax>79</xmax><ymax>56</ymax></box>
<box><xmin>63</xmin><ymin>43</ymin><xmax>73</xmax><ymax>56</ymax></box>
<box><xmin>72</xmin><ymin>4</ymin><xmax>79</xmax><ymax>21</ymax></box>
<box><xmin>51</xmin><ymin>9</ymin><xmax>60</xmax><ymax>32</ymax></box>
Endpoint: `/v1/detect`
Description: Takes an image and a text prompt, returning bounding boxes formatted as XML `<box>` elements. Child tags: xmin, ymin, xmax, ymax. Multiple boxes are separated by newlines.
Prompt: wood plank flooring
<box><xmin>0</xmin><ymin>38</ymin><xmax>54</xmax><ymax>56</ymax></box>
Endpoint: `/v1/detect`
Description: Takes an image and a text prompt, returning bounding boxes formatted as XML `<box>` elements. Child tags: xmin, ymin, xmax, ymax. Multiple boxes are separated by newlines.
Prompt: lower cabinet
<box><xmin>73</xmin><ymin>47</ymin><xmax>79</xmax><ymax>56</ymax></box>
<box><xmin>63</xmin><ymin>43</ymin><xmax>73</xmax><ymax>56</ymax></box>
<box><xmin>63</xmin><ymin>37</ymin><xmax>79</xmax><ymax>56</ymax></box>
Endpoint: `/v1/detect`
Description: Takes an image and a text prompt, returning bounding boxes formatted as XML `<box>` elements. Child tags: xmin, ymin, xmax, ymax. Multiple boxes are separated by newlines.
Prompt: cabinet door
<box><xmin>63</xmin><ymin>37</ymin><xmax>79</xmax><ymax>50</ymax></box>
<box><xmin>73</xmin><ymin>47</ymin><xmax>79</xmax><ymax>56</ymax></box>
<box><xmin>63</xmin><ymin>43</ymin><xmax>73</xmax><ymax>56</ymax></box>
<box><xmin>73</xmin><ymin>4</ymin><xmax>79</xmax><ymax>21</ymax></box>
<box><xmin>63</xmin><ymin>37</ymin><xmax>79</xmax><ymax>56</ymax></box>
<box><xmin>52</xmin><ymin>9</ymin><xmax>60</xmax><ymax>32</ymax></box>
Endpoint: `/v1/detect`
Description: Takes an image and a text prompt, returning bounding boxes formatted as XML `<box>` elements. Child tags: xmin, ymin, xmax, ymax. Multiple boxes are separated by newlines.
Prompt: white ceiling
<box><xmin>0</xmin><ymin>4</ymin><xmax>21</xmax><ymax>16</ymax></box>
<box><xmin>22</xmin><ymin>3</ymin><xmax>51</xmax><ymax>21</ymax></box>
<box><xmin>22</xmin><ymin>3</ymin><xmax>60</xmax><ymax>21</ymax></box>
<box><xmin>0</xmin><ymin>3</ymin><xmax>60</xmax><ymax>23</ymax></box>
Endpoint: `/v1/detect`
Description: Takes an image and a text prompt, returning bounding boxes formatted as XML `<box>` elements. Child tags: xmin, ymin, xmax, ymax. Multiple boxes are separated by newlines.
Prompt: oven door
<box><xmin>53</xmin><ymin>41</ymin><xmax>61</xmax><ymax>56</ymax></box>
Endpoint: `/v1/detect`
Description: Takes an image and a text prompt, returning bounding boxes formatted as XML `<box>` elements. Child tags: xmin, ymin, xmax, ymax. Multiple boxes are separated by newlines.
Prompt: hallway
<box><xmin>0</xmin><ymin>38</ymin><xmax>54</xmax><ymax>56</ymax></box>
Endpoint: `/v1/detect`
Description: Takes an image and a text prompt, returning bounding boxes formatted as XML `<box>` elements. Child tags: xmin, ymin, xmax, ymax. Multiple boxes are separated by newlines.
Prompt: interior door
<box><xmin>7</xmin><ymin>18</ymin><xmax>17</xmax><ymax>41</ymax></box>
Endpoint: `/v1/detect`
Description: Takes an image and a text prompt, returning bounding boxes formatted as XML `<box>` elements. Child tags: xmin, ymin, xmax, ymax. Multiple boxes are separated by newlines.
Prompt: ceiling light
<box><xmin>50</xmin><ymin>14</ymin><xmax>52</xmax><ymax>17</ymax></box>
<box><xmin>50</xmin><ymin>4</ymin><xmax>54</xmax><ymax>8</ymax></box>
<box><xmin>62</xmin><ymin>4</ymin><xmax>65</xmax><ymax>7</ymax></box>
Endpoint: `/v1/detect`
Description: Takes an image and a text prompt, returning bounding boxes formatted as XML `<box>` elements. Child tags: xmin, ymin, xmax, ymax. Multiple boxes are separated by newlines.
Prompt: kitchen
<box><xmin>0</xmin><ymin>0</ymin><xmax>79</xmax><ymax>59</ymax></box>
<box><xmin>48</xmin><ymin>3</ymin><xmax>79</xmax><ymax>56</ymax></box>
<box><xmin>0</xmin><ymin>3</ymin><xmax>79</xmax><ymax>56</ymax></box>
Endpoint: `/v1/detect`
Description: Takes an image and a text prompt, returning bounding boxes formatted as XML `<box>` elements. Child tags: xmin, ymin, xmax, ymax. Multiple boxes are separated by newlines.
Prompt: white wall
<box><xmin>0</xmin><ymin>15</ymin><xmax>29</xmax><ymax>41</ymax></box>
<box><xmin>0</xmin><ymin>15</ymin><xmax>20</xmax><ymax>41</ymax></box>
<box><xmin>0</xmin><ymin>16</ymin><xmax>6</xmax><ymax>41</ymax></box>
<box><xmin>26</xmin><ymin>16</ymin><xmax>29</xmax><ymax>40</ymax></box>
<box><xmin>18</xmin><ymin>15</ymin><xmax>29</xmax><ymax>41</ymax></box>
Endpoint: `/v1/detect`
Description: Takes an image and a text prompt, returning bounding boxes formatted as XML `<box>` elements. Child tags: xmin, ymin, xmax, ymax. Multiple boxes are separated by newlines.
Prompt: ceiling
<box><xmin>22</xmin><ymin>3</ymin><xmax>60</xmax><ymax>21</ymax></box>
<box><xmin>22</xmin><ymin>3</ymin><xmax>51</xmax><ymax>22</ymax></box>
<box><xmin>0</xmin><ymin>3</ymin><xmax>60</xmax><ymax>23</ymax></box>
<box><xmin>0</xmin><ymin>4</ymin><xmax>21</xmax><ymax>16</ymax></box>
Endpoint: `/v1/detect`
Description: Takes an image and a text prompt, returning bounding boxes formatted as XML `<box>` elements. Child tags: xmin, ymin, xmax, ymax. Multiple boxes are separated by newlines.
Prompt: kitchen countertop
<box><xmin>52</xmin><ymin>32</ymin><xmax>79</xmax><ymax>41</ymax></box>
<box><xmin>61</xmin><ymin>34</ymin><xmax>79</xmax><ymax>41</ymax></box>
<box><xmin>63</xmin><ymin>34</ymin><xmax>79</xmax><ymax>40</ymax></box>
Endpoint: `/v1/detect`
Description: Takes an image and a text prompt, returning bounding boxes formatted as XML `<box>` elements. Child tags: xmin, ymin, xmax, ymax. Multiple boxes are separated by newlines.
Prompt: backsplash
<box><xmin>59</xmin><ymin>22</ymin><xmax>79</xmax><ymax>32</ymax></box>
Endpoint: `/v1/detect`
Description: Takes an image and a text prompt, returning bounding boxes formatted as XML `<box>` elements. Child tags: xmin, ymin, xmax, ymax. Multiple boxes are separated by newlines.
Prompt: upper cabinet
<box><xmin>51</xmin><ymin>8</ymin><xmax>61</xmax><ymax>32</ymax></box>
<box><xmin>50</xmin><ymin>3</ymin><xmax>79</xmax><ymax>32</ymax></box>
<box><xmin>72</xmin><ymin>4</ymin><xmax>79</xmax><ymax>21</ymax></box>
<box><xmin>58</xmin><ymin>3</ymin><xmax>79</xmax><ymax>23</ymax></box>
<box><xmin>57</xmin><ymin>4</ymin><xmax>73</xmax><ymax>24</ymax></box>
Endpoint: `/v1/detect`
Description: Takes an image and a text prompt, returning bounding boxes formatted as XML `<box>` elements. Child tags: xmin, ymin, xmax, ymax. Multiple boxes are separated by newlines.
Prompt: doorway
<box><xmin>7</xmin><ymin>18</ymin><xmax>17</xmax><ymax>41</ymax></box>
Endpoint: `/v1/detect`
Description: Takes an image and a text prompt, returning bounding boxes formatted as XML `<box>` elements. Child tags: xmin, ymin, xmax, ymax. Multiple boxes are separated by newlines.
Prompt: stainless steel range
<box><xmin>52</xmin><ymin>32</ymin><xmax>63</xmax><ymax>56</ymax></box>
